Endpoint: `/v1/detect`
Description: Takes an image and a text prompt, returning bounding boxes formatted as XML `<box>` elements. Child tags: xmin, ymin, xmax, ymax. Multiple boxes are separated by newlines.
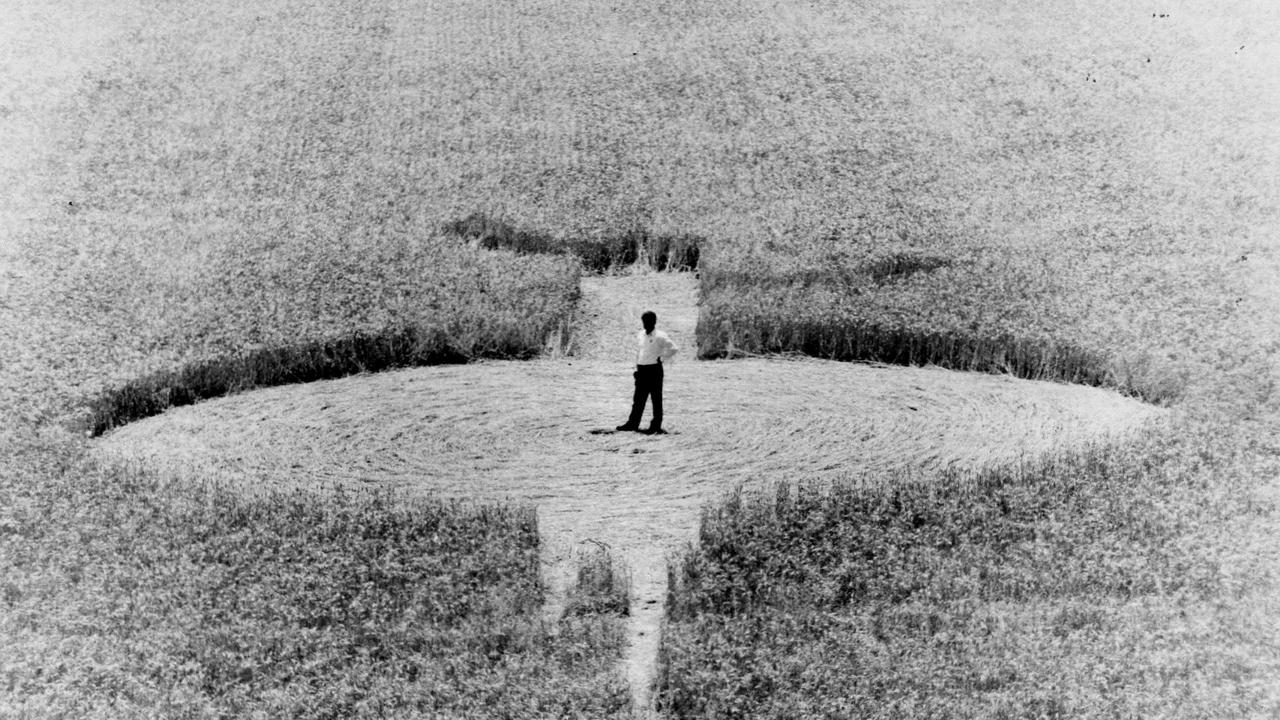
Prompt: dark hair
<box><xmin>641</xmin><ymin>311</ymin><xmax>657</xmax><ymax>326</ymax></box>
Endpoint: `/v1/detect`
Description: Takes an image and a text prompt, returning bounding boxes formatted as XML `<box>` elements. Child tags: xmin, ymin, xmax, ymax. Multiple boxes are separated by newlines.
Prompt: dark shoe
<box><xmin>616</xmin><ymin>424</ymin><xmax>640</xmax><ymax>432</ymax></box>
<box><xmin>642</xmin><ymin>426</ymin><xmax>667</xmax><ymax>435</ymax></box>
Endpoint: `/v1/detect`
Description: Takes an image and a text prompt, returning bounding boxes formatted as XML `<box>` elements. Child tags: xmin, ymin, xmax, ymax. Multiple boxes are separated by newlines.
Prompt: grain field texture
<box><xmin>96</xmin><ymin>271</ymin><xmax>1164</xmax><ymax>709</ymax></box>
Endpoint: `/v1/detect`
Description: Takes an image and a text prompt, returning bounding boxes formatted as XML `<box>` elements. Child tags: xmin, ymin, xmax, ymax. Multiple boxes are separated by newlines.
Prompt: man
<box><xmin>616</xmin><ymin>310</ymin><xmax>678</xmax><ymax>434</ymax></box>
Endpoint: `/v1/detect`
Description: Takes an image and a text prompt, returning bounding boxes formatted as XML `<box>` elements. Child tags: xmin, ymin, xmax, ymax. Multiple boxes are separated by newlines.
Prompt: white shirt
<box><xmin>636</xmin><ymin>329</ymin><xmax>678</xmax><ymax>365</ymax></box>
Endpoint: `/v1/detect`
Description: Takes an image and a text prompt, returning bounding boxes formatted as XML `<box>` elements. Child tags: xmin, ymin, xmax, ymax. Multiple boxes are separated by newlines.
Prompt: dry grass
<box><xmin>445</xmin><ymin>212</ymin><xmax>702</xmax><ymax>273</ymax></box>
<box><xmin>656</xmin><ymin>421</ymin><xmax>1280</xmax><ymax>718</ymax></box>
<box><xmin>95</xmin><ymin>272</ymin><xmax>1160</xmax><ymax>497</ymax></box>
<box><xmin>565</xmin><ymin>270</ymin><xmax>701</xmax><ymax>364</ymax></box>
<box><xmin>79</xmin><ymin>243</ymin><xmax>582</xmax><ymax>437</ymax></box>
<box><xmin>94</xmin><ymin>272</ymin><xmax>1164</xmax><ymax>707</ymax></box>
<box><xmin>94</xmin><ymin>352</ymin><xmax>1165</xmax><ymax>552</ymax></box>
<box><xmin>0</xmin><ymin>3</ymin><xmax>622</xmax><ymax>714</ymax></box>
<box><xmin>3</xmin><ymin>0</ymin><xmax>1279</xmax><ymax>716</ymax></box>
<box><xmin>1</xmin><ymin>431</ymin><xmax>634</xmax><ymax>719</ymax></box>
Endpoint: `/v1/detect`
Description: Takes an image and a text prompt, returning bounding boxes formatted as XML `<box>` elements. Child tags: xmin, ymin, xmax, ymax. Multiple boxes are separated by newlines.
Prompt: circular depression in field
<box><xmin>92</xmin><ymin>272</ymin><xmax>1166</xmax><ymax>705</ymax></box>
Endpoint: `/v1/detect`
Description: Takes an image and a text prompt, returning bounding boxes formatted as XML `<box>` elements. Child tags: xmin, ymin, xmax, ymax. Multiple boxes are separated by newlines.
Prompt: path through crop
<box><xmin>96</xmin><ymin>270</ymin><xmax>1164</xmax><ymax>712</ymax></box>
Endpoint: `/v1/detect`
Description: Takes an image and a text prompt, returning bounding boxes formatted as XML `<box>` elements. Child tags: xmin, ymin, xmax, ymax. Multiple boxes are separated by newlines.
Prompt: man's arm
<box><xmin>661</xmin><ymin>335</ymin><xmax>679</xmax><ymax>362</ymax></box>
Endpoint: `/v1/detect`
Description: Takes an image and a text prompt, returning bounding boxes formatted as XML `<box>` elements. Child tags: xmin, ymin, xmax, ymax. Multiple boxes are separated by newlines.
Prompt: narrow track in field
<box><xmin>95</xmin><ymin>269</ymin><xmax>1165</xmax><ymax>713</ymax></box>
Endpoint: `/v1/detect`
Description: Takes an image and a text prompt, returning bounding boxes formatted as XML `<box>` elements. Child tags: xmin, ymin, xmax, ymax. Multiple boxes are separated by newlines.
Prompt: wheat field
<box><xmin>96</xmin><ymin>270</ymin><xmax>1164</xmax><ymax>706</ymax></box>
<box><xmin>6</xmin><ymin>0</ymin><xmax>1280</xmax><ymax>715</ymax></box>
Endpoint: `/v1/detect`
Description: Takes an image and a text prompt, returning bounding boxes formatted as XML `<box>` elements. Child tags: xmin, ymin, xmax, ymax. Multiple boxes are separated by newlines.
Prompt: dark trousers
<box><xmin>626</xmin><ymin>363</ymin><xmax>663</xmax><ymax>429</ymax></box>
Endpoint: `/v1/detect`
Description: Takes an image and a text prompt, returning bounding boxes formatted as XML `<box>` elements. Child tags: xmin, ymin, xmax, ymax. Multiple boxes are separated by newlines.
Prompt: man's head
<box><xmin>641</xmin><ymin>310</ymin><xmax>657</xmax><ymax>334</ymax></box>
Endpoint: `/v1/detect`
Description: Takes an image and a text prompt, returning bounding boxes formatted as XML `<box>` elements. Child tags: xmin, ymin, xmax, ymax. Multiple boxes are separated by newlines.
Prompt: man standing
<box><xmin>616</xmin><ymin>310</ymin><xmax>678</xmax><ymax>434</ymax></box>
